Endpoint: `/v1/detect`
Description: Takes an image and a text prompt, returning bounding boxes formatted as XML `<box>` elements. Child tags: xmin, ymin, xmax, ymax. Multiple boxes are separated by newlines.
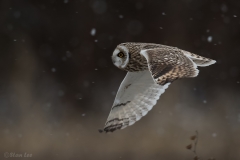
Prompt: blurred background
<box><xmin>0</xmin><ymin>0</ymin><xmax>240</xmax><ymax>159</ymax></box>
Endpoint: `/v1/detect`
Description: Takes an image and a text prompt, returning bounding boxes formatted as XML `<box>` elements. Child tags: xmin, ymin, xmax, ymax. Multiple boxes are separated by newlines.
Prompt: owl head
<box><xmin>112</xmin><ymin>45</ymin><xmax>130</xmax><ymax>69</ymax></box>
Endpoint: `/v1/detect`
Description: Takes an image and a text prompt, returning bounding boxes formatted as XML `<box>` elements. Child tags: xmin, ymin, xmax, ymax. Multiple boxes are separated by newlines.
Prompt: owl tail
<box><xmin>183</xmin><ymin>51</ymin><xmax>216</xmax><ymax>67</ymax></box>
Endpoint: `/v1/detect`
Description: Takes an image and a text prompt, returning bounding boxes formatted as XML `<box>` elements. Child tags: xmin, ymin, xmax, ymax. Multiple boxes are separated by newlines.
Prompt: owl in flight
<box><xmin>100</xmin><ymin>43</ymin><xmax>216</xmax><ymax>133</ymax></box>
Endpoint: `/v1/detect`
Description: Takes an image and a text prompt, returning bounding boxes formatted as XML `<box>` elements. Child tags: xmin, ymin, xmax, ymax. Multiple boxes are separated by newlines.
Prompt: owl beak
<box><xmin>112</xmin><ymin>59</ymin><xmax>116</xmax><ymax>64</ymax></box>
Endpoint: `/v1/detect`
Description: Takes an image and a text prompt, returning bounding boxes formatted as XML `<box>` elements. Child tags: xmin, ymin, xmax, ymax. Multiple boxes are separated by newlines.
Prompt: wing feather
<box><xmin>140</xmin><ymin>48</ymin><xmax>200</xmax><ymax>85</ymax></box>
<box><xmin>102</xmin><ymin>70</ymin><xmax>170</xmax><ymax>132</ymax></box>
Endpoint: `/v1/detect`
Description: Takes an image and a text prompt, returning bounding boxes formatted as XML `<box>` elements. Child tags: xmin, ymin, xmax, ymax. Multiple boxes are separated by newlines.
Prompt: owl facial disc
<box><xmin>112</xmin><ymin>46</ymin><xmax>129</xmax><ymax>69</ymax></box>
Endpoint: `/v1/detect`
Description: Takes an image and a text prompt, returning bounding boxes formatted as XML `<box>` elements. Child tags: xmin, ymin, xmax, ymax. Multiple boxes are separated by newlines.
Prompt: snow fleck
<box><xmin>220</xmin><ymin>71</ymin><xmax>227</xmax><ymax>80</ymax></box>
<box><xmin>189</xmin><ymin>18</ymin><xmax>193</xmax><ymax>20</ymax></box>
<box><xmin>223</xmin><ymin>16</ymin><xmax>230</xmax><ymax>23</ymax></box>
<box><xmin>83</xmin><ymin>81</ymin><xmax>89</xmax><ymax>87</ymax></box>
<box><xmin>207</xmin><ymin>36</ymin><xmax>212</xmax><ymax>42</ymax></box>
<box><xmin>66</xmin><ymin>132</ymin><xmax>69</xmax><ymax>136</ymax></box>
<box><xmin>233</xmin><ymin>15</ymin><xmax>237</xmax><ymax>18</ymax></box>
<box><xmin>203</xmin><ymin>100</ymin><xmax>207</xmax><ymax>104</ymax></box>
<box><xmin>206</xmin><ymin>29</ymin><xmax>210</xmax><ymax>33</ymax></box>
<box><xmin>90</xmin><ymin>28</ymin><xmax>96</xmax><ymax>36</ymax></box>
<box><xmin>64</xmin><ymin>0</ymin><xmax>69</xmax><ymax>3</ymax></box>
<box><xmin>230</xmin><ymin>67</ymin><xmax>239</xmax><ymax>77</ymax></box>
<box><xmin>135</xmin><ymin>2</ymin><xmax>143</xmax><ymax>10</ymax></box>
<box><xmin>13</xmin><ymin>11</ymin><xmax>21</xmax><ymax>18</ymax></box>
<box><xmin>66</xmin><ymin>51</ymin><xmax>72</xmax><ymax>57</ymax></box>
<box><xmin>162</xmin><ymin>12</ymin><xmax>166</xmax><ymax>15</ymax></box>
<box><xmin>127</xmin><ymin>20</ymin><xmax>143</xmax><ymax>35</ymax></box>
<box><xmin>46</xmin><ymin>103</ymin><xmax>51</xmax><ymax>107</ymax></box>
<box><xmin>193</xmin><ymin>88</ymin><xmax>197</xmax><ymax>91</ymax></box>
<box><xmin>237</xmin><ymin>81</ymin><xmax>239</xmax><ymax>84</ymax></box>
<box><xmin>119</xmin><ymin>15</ymin><xmax>124</xmax><ymax>18</ymax></box>
<box><xmin>62</xmin><ymin>57</ymin><xmax>67</xmax><ymax>61</ymax></box>
<box><xmin>160</xmin><ymin>27</ymin><xmax>163</xmax><ymax>29</ymax></box>
<box><xmin>94</xmin><ymin>39</ymin><xmax>98</xmax><ymax>42</ymax></box>
<box><xmin>13</xmin><ymin>39</ymin><xmax>17</xmax><ymax>42</ymax></box>
<box><xmin>58</xmin><ymin>90</ymin><xmax>65</xmax><ymax>97</ymax></box>
<box><xmin>95</xmin><ymin>68</ymin><xmax>98</xmax><ymax>71</ymax></box>
<box><xmin>82</xmin><ymin>113</ymin><xmax>86</xmax><ymax>116</ymax></box>
<box><xmin>51</xmin><ymin>68</ymin><xmax>56</xmax><ymax>72</ymax></box>
<box><xmin>221</xmin><ymin>4</ymin><xmax>228</xmax><ymax>12</ymax></box>
<box><xmin>76</xmin><ymin>11</ymin><xmax>78</xmax><ymax>13</ymax></box>
<box><xmin>212</xmin><ymin>133</ymin><xmax>217</xmax><ymax>137</ymax></box>
<box><xmin>79</xmin><ymin>97</ymin><xmax>82</xmax><ymax>100</ymax></box>
<box><xmin>18</xmin><ymin>133</ymin><xmax>22</xmax><ymax>138</ymax></box>
<box><xmin>7</xmin><ymin>24</ymin><xmax>13</xmax><ymax>30</ymax></box>
<box><xmin>4</xmin><ymin>129</ymin><xmax>9</xmax><ymax>134</ymax></box>
<box><xmin>91</xmin><ymin>0</ymin><xmax>107</xmax><ymax>14</ymax></box>
<box><xmin>43</xmin><ymin>103</ymin><xmax>51</xmax><ymax>112</ymax></box>
<box><xmin>157</xmin><ymin>128</ymin><xmax>165</xmax><ymax>135</ymax></box>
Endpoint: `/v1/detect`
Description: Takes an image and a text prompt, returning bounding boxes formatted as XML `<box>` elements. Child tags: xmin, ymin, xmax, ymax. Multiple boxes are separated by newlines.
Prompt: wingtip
<box><xmin>99</xmin><ymin>127</ymin><xmax>117</xmax><ymax>133</ymax></box>
<box><xmin>203</xmin><ymin>59</ymin><xmax>216</xmax><ymax>66</ymax></box>
<box><xmin>211</xmin><ymin>60</ymin><xmax>217</xmax><ymax>64</ymax></box>
<box><xmin>98</xmin><ymin>129</ymin><xmax>103</xmax><ymax>133</ymax></box>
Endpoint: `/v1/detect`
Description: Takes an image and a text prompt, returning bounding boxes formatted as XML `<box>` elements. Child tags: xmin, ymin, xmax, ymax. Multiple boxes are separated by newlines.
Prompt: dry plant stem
<box><xmin>192</xmin><ymin>130</ymin><xmax>198</xmax><ymax>156</ymax></box>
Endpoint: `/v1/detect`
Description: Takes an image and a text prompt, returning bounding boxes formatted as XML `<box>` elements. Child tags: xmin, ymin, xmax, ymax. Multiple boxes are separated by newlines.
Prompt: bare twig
<box><xmin>186</xmin><ymin>130</ymin><xmax>200</xmax><ymax>160</ymax></box>
<box><xmin>192</xmin><ymin>130</ymin><xmax>198</xmax><ymax>156</ymax></box>
<box><xmin>186</xmin><ymin>131</ymin><xmax>216</xmax><ymax>160</ymax></box>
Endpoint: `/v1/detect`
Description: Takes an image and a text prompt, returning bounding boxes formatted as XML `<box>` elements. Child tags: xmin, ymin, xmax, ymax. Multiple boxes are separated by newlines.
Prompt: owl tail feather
<box><xmin>183</xmin><ymin>51</ymin><xmax>216</xmax><ymax>67</ymax></box>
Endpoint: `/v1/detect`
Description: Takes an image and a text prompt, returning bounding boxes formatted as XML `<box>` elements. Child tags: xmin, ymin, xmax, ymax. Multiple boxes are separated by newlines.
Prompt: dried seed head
<box><xmin>186</xmin><ymin>144</ymin><xmax>192</xmax><ymax>150</ymax></box>
<box><xmin>190</xmin><ymin>135</ymin><xmax>196</xmax><ymax>140</ymax></box>
<box><xmin>194</xmin><ymin>156</ymin><xmax>199</xmax><ymax>160</ymax></box>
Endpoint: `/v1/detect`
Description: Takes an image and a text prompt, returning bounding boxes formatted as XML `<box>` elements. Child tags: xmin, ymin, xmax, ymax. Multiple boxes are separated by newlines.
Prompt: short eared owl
<box><xmin>100</xmin><ymin>43</ymin><xmax>216</xmax><ymax>133</ymax></box>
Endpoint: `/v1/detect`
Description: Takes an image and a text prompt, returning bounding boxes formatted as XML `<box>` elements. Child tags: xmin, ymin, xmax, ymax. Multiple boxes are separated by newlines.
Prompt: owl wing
<box><xmin>102</xmin><ymin>70</ymin><xmax>170</xmax><ymax>132</ymax></box>
<box><xmin>140</xmin><ymin>48</ymin><xmax>199</xmax><ymax>85</ymax></box>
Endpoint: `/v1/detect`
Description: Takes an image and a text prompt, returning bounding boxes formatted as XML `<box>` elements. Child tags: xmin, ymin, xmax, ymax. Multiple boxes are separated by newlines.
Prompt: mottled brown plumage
<box><xmin>102</xmin><ymin>42</ymin><xmax>216</xmax><ymax>133</ymax></box>
<box><xmin>116</xmin><ymin>42</ymin><xmax>214</xmax><ymax>85</ymax></box>
<box><xmin>142</xmin><ymin>48</ymin><xmax>199</xmax><ymax>85</ymax></box>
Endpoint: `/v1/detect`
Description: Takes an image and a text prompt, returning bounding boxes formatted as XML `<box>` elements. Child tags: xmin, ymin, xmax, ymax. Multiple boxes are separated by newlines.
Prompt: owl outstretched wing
<box><xmin>101</xmin><ymin>70</ymin><xmax>170</xmax><ymax>132</ymax></box>
<box><xmin>140</xmin><ymin>48</ymin><xmax>208</xmax><ymax>85</ymax></box>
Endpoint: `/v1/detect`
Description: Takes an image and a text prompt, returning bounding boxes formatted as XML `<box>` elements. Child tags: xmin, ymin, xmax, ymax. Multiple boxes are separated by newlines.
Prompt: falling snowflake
<box><xmin>119</xmin><ymin>15</ymin><xmax>124</xmax><ymax>18</ymax></box>
<box><xmin>51</xmin><ymin>68</ymin><xmax>56</xmax><ymax>72</ymax></box>
<box><xmin>90</xmin><ymin>28</ymin><xmax>96</xmax><ymax>36</ymax></box>
<box><xmin>207</xmin><ymin>36</ymin><xmax>212</xmax><ymax>42</ymax></box>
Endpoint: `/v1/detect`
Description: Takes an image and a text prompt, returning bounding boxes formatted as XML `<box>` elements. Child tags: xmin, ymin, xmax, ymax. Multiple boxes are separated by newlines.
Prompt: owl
<box><xmin>100</xmin><ymin>42</ymin><xmax>216</xmax><ymax>133</ymax></box>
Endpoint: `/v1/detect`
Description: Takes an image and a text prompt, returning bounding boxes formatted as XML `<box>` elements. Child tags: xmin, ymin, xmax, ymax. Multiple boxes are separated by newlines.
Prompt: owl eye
<box><xmin>117</xmin><ymin>52</ymin><xmax>125</xmax><ymax>58</ymax></box>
